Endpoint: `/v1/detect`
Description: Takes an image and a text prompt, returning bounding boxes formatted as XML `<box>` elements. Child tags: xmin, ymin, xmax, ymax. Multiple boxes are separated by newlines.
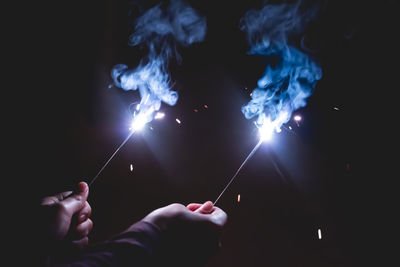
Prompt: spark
<box><xmin>293</xmin><ymin>115</ymin><xmax>302</xmax><ymax>127</ymax></box>
<box><xmin>204</xmin><ymin>104</ymin><xmax>208</xmax><ymax>109</ymax></box>
<box><xmin>214</xmin><ymin>140</ymin><xmax>263</xmax><ymax>205</ymax></box>
<box><xmin>318</xmin><ymin>229</ymin><xmax>322</xmax><ymax>239</ymax></box>
<box><xmin>237</xmin><ymin>194</ymin><xmax>241</xmax><ymax>202</ymax></box>
<box><xmin>333</xmin><ymin>107</ymin><xmax>340</xmax><ymax>111</ymax></box>
<box><xmin>130</xmin><ymin>164</ymin><xmax>133</xmax><ymax>172</ymax></box>
<box><xmin>194</xmin><ymin>109</ymin><xmax>198</xmax><ymax>112</ymax></box>
<box><xmin>294</xmin><ymin>115</ymin><xmax>302</xmax><ymax>121</ymax></box>
<box><xmin>176</xmin><ymin>118</ymin><xmax>181</xmax><ymax>124</ymax></box>
<box><xmin>154</xmin><ymin>112</ymin><xmax>165</xmax><ymax>119</ymax></box>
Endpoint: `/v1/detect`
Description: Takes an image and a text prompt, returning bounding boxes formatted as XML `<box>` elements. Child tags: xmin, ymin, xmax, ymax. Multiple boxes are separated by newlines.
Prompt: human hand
<box><xmin>39</xmin><ymin>182</ymin><xmax>93</xmax><ymax>250</ymax></box>
<box><xmin>142</xmin><ymin>201</ymin><xmax>227</xmax><ymax>265</ymax></box>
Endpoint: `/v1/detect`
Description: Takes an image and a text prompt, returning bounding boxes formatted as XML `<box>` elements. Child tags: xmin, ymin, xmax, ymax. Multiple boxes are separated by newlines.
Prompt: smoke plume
<box><xmin>112</xmin><ymin>0</ymin><xmax>207</xmax><ymax>126</ymax></box>
<box><xmin>240</xmin><ymin>0</ymin><xmax>322</xmax><ymax>132</ymax></box>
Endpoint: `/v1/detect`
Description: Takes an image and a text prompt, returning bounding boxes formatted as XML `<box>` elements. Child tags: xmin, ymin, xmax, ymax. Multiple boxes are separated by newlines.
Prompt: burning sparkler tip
<box><xmin>258</xmin><ymin>124</ymin><xmax>273</xmax><ymax>142</ymax></box>
<box><xmin>131</xmin><ymin>113</ymin><xmax>148</xmax><ymax>131</ymax></box>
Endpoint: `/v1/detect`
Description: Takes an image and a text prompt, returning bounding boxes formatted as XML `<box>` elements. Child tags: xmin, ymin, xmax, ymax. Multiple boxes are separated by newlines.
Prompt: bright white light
<box><xmin>154</xmin><ymin>112</ymin><xmax>165</xmax><ymax>119</ymax></box>
<box><xmin>294</xmin><ymin>115</ymin><xmax>302</xmax><ymax>121</ymax></box>
<box><xmin>131</xmin><ymin>114</ymin><xmax>148</xmax><ymax>131</ymax></box>
<box><xmin>176</xmin><ymin>118</ymin><xmax>181</xmax><ymax>124</ymax></box>
<box><xmin>318</xmin><ymin>229</ymin><xmax>322</xmax><ymax>239</ymax></box>
<box><xmin>259</xmin><ymin>123</ymin><xmax>274</xmax><ymax>142</ymax></box>
<box><xmin>136</xmin><ymin>104</ymin><xmax>141</xmax><ymax>111</ymax></box>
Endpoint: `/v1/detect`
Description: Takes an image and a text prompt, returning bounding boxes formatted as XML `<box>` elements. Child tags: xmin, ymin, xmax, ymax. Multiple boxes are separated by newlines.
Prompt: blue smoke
<box><xmin>111</xmin><ymin>0</ymin><xmax>207</xmax><ymax>127</ymax></box>
<box><xmin>240</xmin><ymin>1</ymin><xmax>322</xmax><ymax>132</ymax></box>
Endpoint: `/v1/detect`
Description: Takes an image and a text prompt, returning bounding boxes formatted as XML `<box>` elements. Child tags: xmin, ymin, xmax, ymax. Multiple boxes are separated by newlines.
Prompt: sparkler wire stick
<box><xmin>88</xmin><ymin>130</ymin><xmax>136</xmax><ymax>187</ymax></box>
<box><xmin>213</xmin><ymin>139</ymin><xmax>263</xmax><ymax>205</ymax></box>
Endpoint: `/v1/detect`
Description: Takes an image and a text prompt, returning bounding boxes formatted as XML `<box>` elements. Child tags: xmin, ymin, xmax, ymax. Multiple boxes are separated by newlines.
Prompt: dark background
<box><xmin>18</xmin><ymin>0</ymin><xmax>398</xmax><ymax>266</ymax></box>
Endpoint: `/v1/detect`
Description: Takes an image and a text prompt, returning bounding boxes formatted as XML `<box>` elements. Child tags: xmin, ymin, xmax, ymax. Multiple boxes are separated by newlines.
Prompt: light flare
<box><xmin>130</xmin><ymin>113</ymin><xmax>149</xmax><ymax>131</ymax></box>
<box><xmin>258</xmin><ymin>122</ymin><xmax>274</xmax><ymax>141</ymax></box>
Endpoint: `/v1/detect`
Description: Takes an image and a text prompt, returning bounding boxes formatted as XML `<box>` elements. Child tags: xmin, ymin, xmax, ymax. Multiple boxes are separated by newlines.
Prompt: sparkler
<box><xmin>214</xmin><ymin>111</ymin><xmax>301</xmax><ymax>205</ymax></box>
<box><xmin>213</xmin><ymin>139</ymin><xmax>262</xmax><ymax>205</ymax></box>
<box><xmin>227</xmin><ymin>1</ymin><xmax>322</xmax><ymax>206</ymax></box>
<box><xmin>84</xmin><ymin>0</ymin><xmax>207</xmax><ymax>189</ymax></box>
<box><xmin>87</xmin><ymin>111</ymin><xmax>163</xmax><ymax>187</ymax></box>
<box><xmin>213</xmin><ymin>122</ymin><xmax>276</xmax><ymax>205</ymax></box>
<box><xmin>88</xmin><ymin>130</ymin><xmax>136</xmax><ymax>187</ymax></box>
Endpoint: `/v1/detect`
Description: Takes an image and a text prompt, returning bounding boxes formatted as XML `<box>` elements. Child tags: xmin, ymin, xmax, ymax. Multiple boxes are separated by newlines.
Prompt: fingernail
<box><xmin>78</xmin><ymin>182</ymin><xmax>87</xmax><ymax>193</ymax></box>
<box><xmin>201</xmin><ymin>201</ymin><xmax>213</xmax><ymax>211</ymax></box>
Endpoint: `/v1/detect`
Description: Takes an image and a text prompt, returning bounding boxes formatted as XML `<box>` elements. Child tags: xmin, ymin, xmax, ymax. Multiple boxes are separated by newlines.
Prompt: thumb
<box><xmin>61</xmin><ymin>182</ymin><xmax>89</xmax><ymax>215</ymax></box>
<box><xmin>195</xmin><ymin>201</ymin><xmax>214</xmax><ymax>214</ymax></box>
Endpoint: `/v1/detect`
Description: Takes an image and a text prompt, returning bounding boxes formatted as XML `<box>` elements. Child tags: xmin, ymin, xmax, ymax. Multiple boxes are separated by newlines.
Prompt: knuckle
<box><xmin>57</xmin><ymin>202</ymin><xmax>69</xmax><ymax>214</ymax></box>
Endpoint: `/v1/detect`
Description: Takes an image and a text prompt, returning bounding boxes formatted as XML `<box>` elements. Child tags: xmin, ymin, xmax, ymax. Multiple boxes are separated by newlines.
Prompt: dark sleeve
<box><xmin>49</xmin><ymin>221</ymin><xmax>162</xmax><ymax>267</ymax></box>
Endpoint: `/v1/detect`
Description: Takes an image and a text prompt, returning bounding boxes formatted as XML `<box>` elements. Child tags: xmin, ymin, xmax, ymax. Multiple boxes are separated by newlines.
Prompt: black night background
<box><xmin>14</xmin><ymin>0</ymin><xmax>399</xmax><ymax>266</ymax></box>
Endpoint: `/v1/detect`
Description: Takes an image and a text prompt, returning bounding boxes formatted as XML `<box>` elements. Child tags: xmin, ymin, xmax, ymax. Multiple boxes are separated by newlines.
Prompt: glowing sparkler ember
<box><xmin>294</xmin><ymin>115</ymin><xmax>302</xmax><ymax>121</ymax></box>
<box><xmin>154</xmin><ymin>112</ymin><xmax>165</xmax><ymax>119</ymax></box>
<box><xmin>318</xmin><ymin>229</ymin><xmax>322</xmax><ymax>239</ymax></box>
<box><xmin>176</xmin><ymin>118</ymin><xmax>181</xmax><ymax>124</ymax></box>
